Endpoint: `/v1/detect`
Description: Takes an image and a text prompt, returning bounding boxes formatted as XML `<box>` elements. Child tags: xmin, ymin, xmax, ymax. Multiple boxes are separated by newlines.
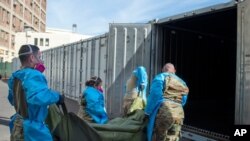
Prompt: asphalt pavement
<box><xmin>0</xmin><ymin>80</ymin><xmax>15</xmax><ymax>141</ymax></box>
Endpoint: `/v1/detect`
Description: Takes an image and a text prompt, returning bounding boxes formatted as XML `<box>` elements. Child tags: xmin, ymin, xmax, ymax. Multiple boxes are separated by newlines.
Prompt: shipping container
<box><xmin>106</xmin><ymin>23</ymin><xmax>152</xmax><ymax>117</ymax></box>
<box><xmin>40</xmin><ymin>34</ymin><xmax>109</xmax><ymax>101</ymax></box>
<box><xmin>151</xmin><ymin>0</ymin><xmax>248</xmax><ymax>140</ymax></box>
<box><xmin>106</xmin><ymin>0</ymin><xmax>250</xmax><ymax>140</ymax></box>
<box><xmin>42</xmin><ymin>49</ymin><xmax>53</xmax><ymax>88</ymax></box>
<box><xmin>10</xmin><ymin>0</ymin><xmax>250</xmax><ymax>140</ymax></box>
<box><xmin>155</xmin><ymin>1</ymin><xmax>237</xmax><ymax>137</ymax></box>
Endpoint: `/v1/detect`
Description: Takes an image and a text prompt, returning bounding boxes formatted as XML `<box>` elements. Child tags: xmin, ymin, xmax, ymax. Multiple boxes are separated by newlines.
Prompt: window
<box><xmin>7</xmin><ymin>13</ymin><xmax>10</xmax><ymax>24</ymax></box>
<box><xmin>5</xmin><ymin>51</ymin><xmax>8</xmax><ymax>55</ymax></box>
<box><xmin>45</xmin><ymin>38</ymin><xmax>49</xmax><ymax>46</ymax></box>
<box><xmin>0</xmin><ymin>30</ymin><xmax>4</xmax><ymax>39</ymax></box>
<box><xmin>11</xmin><ymin>35</ymin><xmax>15</xmax><ymax>47</ymax></box>
<box><xmin>12</xmin><ymin>52</ymin><xmax>15</xmax><ymax>56</ymax></box>
<box><xmin>2</xmin><ymin>9</ymin><xmax>6</xmax><ymax>22</ymax></box>
<box><xmin>0</xmin><ymin>49</ymin><xmax>4</xmax><ymax>55</ymax></box>
<box><xmin>40</xmin><ymin>38</ymin><xmax>43</xmax><ymax>46</ymax></box>
<box><xmin>5</xmin><ymin>32</ymin><xmax>9</xmax><ymax>41</ymax></box>
<box><xmin>34</xmin><ymin>38</ymin><xmax>38</xmax><ymax>45</ymax></box>
<box><xmin>20</xmin><ymin>4</ymin><xmax>23</xmax><ymax>14</ymax></box>
<box><xmin>12</xmin><ymin>16</ymin><xmax>16</xmax><ymax>27</ymax></box>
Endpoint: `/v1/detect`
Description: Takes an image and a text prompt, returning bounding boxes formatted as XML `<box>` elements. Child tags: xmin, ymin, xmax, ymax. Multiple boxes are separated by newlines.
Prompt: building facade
<box><xmin>14</xmin><ymin>28</ymin><xmax>92</xmax><ymax>55</ymax></box>
<box><xmin>0</xmin><ymin>0</ymin><xmax>46</xmax><ymax>62</ymax></box>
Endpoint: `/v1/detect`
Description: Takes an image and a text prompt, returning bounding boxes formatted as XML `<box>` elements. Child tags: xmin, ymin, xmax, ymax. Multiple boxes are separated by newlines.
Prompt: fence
<box><xmin>0</xmin><ymin>61</ymin><xmax>12</xmax><ymax>79</ymax></box>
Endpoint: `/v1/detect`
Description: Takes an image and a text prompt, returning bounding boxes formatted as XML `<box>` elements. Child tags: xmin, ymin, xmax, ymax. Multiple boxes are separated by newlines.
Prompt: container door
<box><xmin>106</xmin><ymin>23</ymin><xmax>152</xmax><ymax>118</ymax></box>
<box><xmin>235</xmin><ymin>0</ymin><xmax>250</xmax><ymax>124</ymax></box>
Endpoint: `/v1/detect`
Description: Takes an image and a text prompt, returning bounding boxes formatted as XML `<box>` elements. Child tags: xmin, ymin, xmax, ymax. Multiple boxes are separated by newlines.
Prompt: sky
<box><xmin>47</xmin><ymin>0</ymin><xmax>232</xmax><ymax>36</ymax></box>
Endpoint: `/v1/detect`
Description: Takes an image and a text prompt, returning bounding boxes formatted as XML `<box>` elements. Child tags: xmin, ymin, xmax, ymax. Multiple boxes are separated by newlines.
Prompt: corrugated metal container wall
<box><xmin>70</xmin><ymin>43</ymin><xmax>80</xmax><ymax>100</ymax></box>
<box><xmin>81</xmin><ymin>41</ymin><xmax>88</xmax><ymax>94</ymax></box>
<box><xmin>50</xmin><ymin>48</ymin><xmax>56</xmax><ymax>90</ymax></box>
<box><xmin>80</xmin><ymin>35</ymin><xmax>108</xmax><ymax>98</ymax></box>
<box><xmin>40</xmin><ymin>34</ymin><xmax>108</xmax><ymax>101</ymax></box>
<box><xmin>236</xmin><ymin>0</ymin><xmax>250</xmax><ymax>124</ymax></box>
<box><xmin>106</xmin><ymin>24</ymin><xmax>152</xmax><ymax>118</ymax></box>
<box><xmin>99</xmin><ymin>37</ymin><xmax>108</xmax><ymax>100</ymax></box>
<box><xmin>75</xmin><ymin>43</ymin><xmax>82</xmax><ymax>100</ymax></box>
<box><xmin>42</xmin><ymin>50</ymin><xmax>52</xmax><ymax>87</ymax></box>
<box><xmin>86</xmin><ymin>41</ymin><xmax>92</xmax><ymax>78</ymax></box>
<box><xmin>64</xmin><ymin>44</ymin><xmax>74</xmax><ymax>99</ymax></box>
<box><xmin>51</xmin><ymin>46</ymin><xmax>64</xmax><ymax>94</ymax></box>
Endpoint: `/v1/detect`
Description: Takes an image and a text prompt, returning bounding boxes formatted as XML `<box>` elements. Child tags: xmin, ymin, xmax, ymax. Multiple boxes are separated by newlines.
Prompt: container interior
<box><xmin>159</xmin><ymin>7</ymin><xmax>237</xmax><ymax>135</ymax></box>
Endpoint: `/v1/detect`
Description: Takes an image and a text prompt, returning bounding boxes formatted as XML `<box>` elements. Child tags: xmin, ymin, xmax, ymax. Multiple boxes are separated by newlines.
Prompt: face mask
<box><xmin>34</xmin><ymin>63</ymin><xmax>45</xmax><ymax>73</ymax></box>
<box><xmin>97</xmin><ymin>86</ymin><xmax>104</xmax><ymax>93</ymax></box>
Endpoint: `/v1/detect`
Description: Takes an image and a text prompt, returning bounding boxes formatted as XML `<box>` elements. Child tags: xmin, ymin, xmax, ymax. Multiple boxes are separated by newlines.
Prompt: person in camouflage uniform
<box><xmin>145</xmin><ymin>63</ymin><xmax>189</xmax><ymax>141</ymax></box>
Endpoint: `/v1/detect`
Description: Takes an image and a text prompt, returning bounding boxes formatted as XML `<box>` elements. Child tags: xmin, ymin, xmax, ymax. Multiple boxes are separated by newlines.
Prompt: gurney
<box><xmin>46</xmin><ymin>103</ymin><xmax>147</xmax><ymax>141</ymax></box>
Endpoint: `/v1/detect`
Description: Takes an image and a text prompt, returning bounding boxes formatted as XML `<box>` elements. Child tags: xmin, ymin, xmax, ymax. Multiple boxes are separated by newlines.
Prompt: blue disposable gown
<box><xmin>8</xmin><ymin>68</ymin><xmax>60</xmax><ymax>141</ymax></box>
<box><xmin>83</xmin><ymin>86</ymin><xmax>108</xmax><ymax>124</ymax></box>
<box><xmin>144</xmin><ymin>72</ymin><xmax>188</xmax><ymax>141</ymax></box>
<box><xmin>132</xmin><ymin>66</ymin><xmax>148</xmax><ymax>103</ymax></box>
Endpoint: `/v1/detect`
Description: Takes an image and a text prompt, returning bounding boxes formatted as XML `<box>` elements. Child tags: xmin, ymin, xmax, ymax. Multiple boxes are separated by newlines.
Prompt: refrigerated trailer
<box><xmin>153</xmin><ymin>3</ymin><xmax>237</xmax><ymax>141</ymax></box>
<box><xmin>107</xmin><ymin>0</ymin><xmax>249</xmax><ymax>140</ymax></box>
<box><xmin>10</xmin><ymin>0</ymin><xmax>250</xmax><ymax>140</ymax></box>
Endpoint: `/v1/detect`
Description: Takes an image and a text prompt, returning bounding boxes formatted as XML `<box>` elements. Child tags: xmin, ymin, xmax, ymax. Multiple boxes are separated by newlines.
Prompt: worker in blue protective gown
<box><xmin>8</xmin><ymin>44</ymin><xmax>64</xmax><ymax>141</ymax></box>
<box><xmin>123</xmin><ymin>66</ymin><xmax>148</xmax><ymax>116</ymax></box>
<box><xmin>145</xmin><ymin>63</ymin><xmax>189</xmax><ymax>141</ymax></box>
<box><xmin>78</xmin><ymin>76</ymin><xmax>108</xmax><ymax>124</ymax></box>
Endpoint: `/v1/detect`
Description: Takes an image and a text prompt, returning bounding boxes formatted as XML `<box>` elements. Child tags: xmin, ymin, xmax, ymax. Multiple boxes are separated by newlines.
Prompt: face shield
<box><xmin>19</xmin><ymin>45</ymin><xmax>45</xmax><ymax>73</ymax></box>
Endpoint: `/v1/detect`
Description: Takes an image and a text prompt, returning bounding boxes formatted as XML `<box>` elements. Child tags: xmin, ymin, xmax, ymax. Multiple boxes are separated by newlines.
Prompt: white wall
<box><xmin>0</xmin><ymin>47</ymin><xmax>15</xmax><ymax>62</ymax></box>
<box><xmin>14</xmin><ymin>28</ymin><xmax>92</xmax><ymax>57</ymax></box>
